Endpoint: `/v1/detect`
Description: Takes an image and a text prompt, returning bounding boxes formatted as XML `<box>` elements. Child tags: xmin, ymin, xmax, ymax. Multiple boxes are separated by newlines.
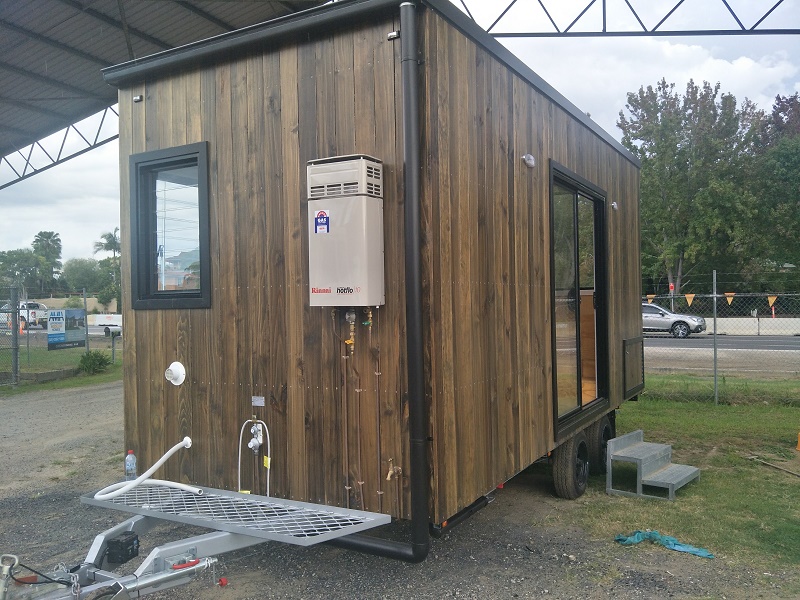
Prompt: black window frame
<box><xmin>130</xmin><ymin>142</ymin><xmax>211</xmax><ymax>310</ymax></box>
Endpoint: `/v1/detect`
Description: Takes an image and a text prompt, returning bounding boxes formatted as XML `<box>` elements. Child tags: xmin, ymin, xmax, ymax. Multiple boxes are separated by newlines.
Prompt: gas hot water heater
<box><xmin>306</xmin><ymin>155</ymin><xmax>385</xmax><ymax>307</ymax></box>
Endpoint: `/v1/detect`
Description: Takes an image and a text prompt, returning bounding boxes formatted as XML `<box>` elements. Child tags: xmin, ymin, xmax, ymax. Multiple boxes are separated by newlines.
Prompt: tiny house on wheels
<box><xmin>104</xmin><ymin>0</ymin><xmax>643</xmax><ymax>562</ymax></box>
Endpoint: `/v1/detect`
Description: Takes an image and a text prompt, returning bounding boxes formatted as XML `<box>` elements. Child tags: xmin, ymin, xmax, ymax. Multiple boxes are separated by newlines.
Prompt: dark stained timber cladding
<box><xmin>120</xmin><ymin>16</ymin><xmax>410</xmax><ymax>517</ymax></box>
<box><xmin>419</xmin><ymin>10</ymin><xmax>640</xmax><ymax>522</ymax></box>
<box><xmin>118</xmin><ymin>5</ymin><xmax>639</xmax><ymax>525</ymax></box>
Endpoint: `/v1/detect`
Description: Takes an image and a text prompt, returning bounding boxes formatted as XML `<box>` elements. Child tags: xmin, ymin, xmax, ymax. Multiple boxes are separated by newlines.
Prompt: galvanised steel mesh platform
<box><xmin>82</xmin><ymin>484</ymin><xmax>391</xmax><ymax>546</ymax></box>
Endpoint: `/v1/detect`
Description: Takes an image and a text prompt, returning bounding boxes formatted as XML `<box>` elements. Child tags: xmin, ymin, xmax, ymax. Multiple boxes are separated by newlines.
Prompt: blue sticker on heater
<box><xmin>314</xmin><ymin>210</ymin><xmax>330</xmax><ymax>234</ymax></box>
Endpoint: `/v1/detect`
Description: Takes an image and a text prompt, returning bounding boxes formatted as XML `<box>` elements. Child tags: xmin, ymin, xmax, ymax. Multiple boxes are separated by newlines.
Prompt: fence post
<box><xmin>713</xmin><ymin>270</ymin><xmax>718</xmax><ymax>406</ymax></box>
<box><xmin>10</xmin><ymin>287</ymin><xmax>19</xmax><ymax>385</ymax></box>
<box><xmin>83</xmin><ymin>288</ymin><xmax>90</xmax><ymax>352</ymax></box>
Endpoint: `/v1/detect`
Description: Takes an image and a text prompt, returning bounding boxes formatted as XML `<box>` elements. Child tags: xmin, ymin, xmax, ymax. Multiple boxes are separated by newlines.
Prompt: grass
<box><xmin>643</xmin><ymin>372</ymin><xmax>800</xmax><ymax>407</ymax></box>
<box><xmin>9</xmin><ymin>339</ymin><xmax>123</xmax><ymax>373</ymax></box>
<box><xmin>567</xmin><ymin>393</ymin><xmax>800</xmax><ymax>590</ymax></box>
<box><xmin>0</xmin><ymin>362</ymin><xmax>123</xmax><ymax>396</ymax></box>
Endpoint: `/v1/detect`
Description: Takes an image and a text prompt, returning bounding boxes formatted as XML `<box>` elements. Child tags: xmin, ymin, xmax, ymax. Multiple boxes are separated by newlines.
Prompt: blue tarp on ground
<box><xmin>615</xmin><ymin>530</ymin><xmax>715</xmax><ymax>559</ymax></box>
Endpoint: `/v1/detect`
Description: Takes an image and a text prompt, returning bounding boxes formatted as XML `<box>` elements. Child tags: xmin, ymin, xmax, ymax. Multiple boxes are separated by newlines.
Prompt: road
<box><xmin>644</xmin><ymin>334</ymin><xmax>800</xmax><ymax>351</ymax></box>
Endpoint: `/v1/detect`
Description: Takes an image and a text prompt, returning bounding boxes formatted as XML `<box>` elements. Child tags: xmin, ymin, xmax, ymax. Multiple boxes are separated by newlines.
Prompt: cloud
<box><xmin>501</xmin><ymin>35</ymin><xmax>799</xmax><ymax>137</ymax></box>
<box><xmin>0</xmin><ymin>140</ymin><xmax>120</xmax><ymax>263</ymax></box>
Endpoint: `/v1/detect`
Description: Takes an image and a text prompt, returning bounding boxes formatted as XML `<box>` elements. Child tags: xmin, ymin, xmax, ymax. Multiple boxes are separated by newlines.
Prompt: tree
<box><xmin>0</xmin><ymin>248</ymin><xmax>42</xmax><ymax>296</ymax></box>
<box><xmin>62</xmin><ymin>258</ymin><xmax>102</xmax><ymax>293</ymax></box>
<box><xmin>618</xmin><ymin>79</ymin><xmax>765</xmax><ymax>293</ymax></box>
<box><xmin>768</xmin><ymin>93</ymin><xmax>800</xmax><ymax>141</ymax></box>
<box><xmin>94</xmin><ymin>227</ymin><xmax>121</xmax><ymax>260</ymax></box>
<box><xmin>98</xmin><ymin>257</ymin><xmax>121</xmax><ymax>311</ymax></box>
<box><xmin>32</xmin><ymin>231</ymin><xmax>62</xmax><ymax>295</ymax></box>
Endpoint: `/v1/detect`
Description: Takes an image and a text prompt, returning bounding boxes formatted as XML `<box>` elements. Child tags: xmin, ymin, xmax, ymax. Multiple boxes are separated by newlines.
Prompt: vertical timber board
<box><xmin>473</xmin><ymin>46</ymin><xmax>493</xmax><ymax>498</ymax></box>
<box><xmin>491</xmin><ymin>59</ymin><xmax>515</xmax><ymax>483</ymax></box>
<box><xmin>279</xmin><ymin>43</ymin><xmax>308</xmax><ymax>501</ymax></box>
<box><xmin>120</xmin><ymin>81</ymin><xmax>142</xmax><ymax>468</ymax></box>
<box><xmin>242</xmin><ymin>52</ymin><xmax>269</xmax><ymax>495</ymax></box>
<box><xmin>432</xmin><ymin>14</ymin><xmax>458</xmax><ymax>522</ymax></box>
<box><xmin>212</xmin><ymin>60</ymin><xmax>238</xmax><ymax>488</ymax></box>
<box><xmin>263</xmin><ymin>50</ymin><xmax>290</xmax><ymax>497</ymax></box>
<box><xmin>511</xmin><ymin>76</ymin><xmax>534</xmax><ymax>465</ymax></box>
<box><xmin>297</xmin><ymin>37</ymin><xmax>320</xmax><ymax>502</ymax></box>
<box><xmin>530</xmin><ymin>87</ymin><xmax>553</xmax><ymax>455</ymax></box>
<box><xmin>418</xmin><ymin>13</ymin><xmax>439</xmax><ymax>522</ymax></box>
<box><xmin>449</xmin><ymin>27</ymin><xmax>479</xmax><ymax>509</ymax></box>
<box><xmin>200</xmin><ymin>65</ymin><xmax>222</xmax><ymax>489</ymax></box>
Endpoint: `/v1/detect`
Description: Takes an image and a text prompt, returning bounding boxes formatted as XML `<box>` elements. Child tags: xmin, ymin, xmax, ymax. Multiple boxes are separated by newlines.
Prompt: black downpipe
<box><xmin>328</xmin><ymin>1</ymin><xmax>430</xmax><ymax>563</ymax></box>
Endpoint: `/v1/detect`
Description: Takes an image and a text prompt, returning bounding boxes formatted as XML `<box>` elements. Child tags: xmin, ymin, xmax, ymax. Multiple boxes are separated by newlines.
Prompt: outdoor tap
<box><xmin>345</xmin><ymin>309</ymin><xmax>357</xmax><ymax>354</ymax></box>
<box><xmin>248</xmin><ymin>420</ymin><xmax>263</xmax><ymax>454</ymax></box>
<box><xmin>386</xmin><ymin>459</ymin><xmax>402</xmax><ymax>481</ymax></box>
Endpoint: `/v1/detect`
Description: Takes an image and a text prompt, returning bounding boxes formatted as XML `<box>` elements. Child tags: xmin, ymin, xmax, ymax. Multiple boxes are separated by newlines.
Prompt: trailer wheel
<box><xmin>552</xmin><ymin>431</ymin><xmax>589</xmax><ymax>499</ymax></box>
<box><xmin>587</xmin><ymin>415</ymin><xmax>615</xmax><ymax>475</ymax></box>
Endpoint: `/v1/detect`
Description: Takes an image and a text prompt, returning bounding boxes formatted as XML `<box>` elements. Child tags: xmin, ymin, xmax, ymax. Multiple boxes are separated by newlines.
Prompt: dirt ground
<box><xmin>0</xmin><ymin>382</ymin><xmax>790</xmax><ymax>599</ymax></box>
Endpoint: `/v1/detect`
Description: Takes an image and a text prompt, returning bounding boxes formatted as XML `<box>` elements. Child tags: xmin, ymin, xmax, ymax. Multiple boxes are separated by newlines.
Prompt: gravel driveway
<box><xmin>0</xmin><ymin>382</ymin><xmax>782</xmax><ymax>599</ymax></box>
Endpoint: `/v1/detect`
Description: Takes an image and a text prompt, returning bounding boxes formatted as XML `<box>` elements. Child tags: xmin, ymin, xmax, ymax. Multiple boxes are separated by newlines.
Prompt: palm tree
<box><xmin>32</xmin><ymin>231</ymin><xmax>62</xmax><ymax>294</ymax></box>
<box><xmin>94</xmin><ymin>227</ymin><xmax>121</xmax><ymax>260</ymax></box>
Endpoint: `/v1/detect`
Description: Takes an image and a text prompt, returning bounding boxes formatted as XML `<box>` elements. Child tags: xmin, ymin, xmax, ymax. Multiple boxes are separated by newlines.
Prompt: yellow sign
<box><xmin>725</xmin><ymin>292</ymin><xmax>735</xmax><ymax>305</ymax></box>
<box><xmin>685</xmin><ymin>293</ymin><xmax>695</xmax><ymax>306</ymax></box>
<box><xmin>646</xmin><ymin>294</ymin><xmax>656</xmax><ymax>303</ymax></box>
<box><xmin>768</xmin><ymin>295</ymin><xmax>777</xmax><ymax>307</ymax></box>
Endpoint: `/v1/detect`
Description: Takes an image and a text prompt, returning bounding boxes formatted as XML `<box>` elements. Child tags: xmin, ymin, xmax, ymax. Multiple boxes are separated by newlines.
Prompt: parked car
<box><xmin>1</xmin><ymin>301</ymin><xmax>49</xmax><ymax>330</ymax></box>
<box><xmin>642</xmin><ymin>302</ymin><xmax>706</xmax><ymax>338</ymax></box>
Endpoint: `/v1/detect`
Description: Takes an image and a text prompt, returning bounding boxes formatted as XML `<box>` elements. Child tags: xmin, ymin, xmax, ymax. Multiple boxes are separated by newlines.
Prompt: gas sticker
<box><xmin>314</xmin><ymin>210</ymin><xmax>330</xmax><ymax>234</ymax></box>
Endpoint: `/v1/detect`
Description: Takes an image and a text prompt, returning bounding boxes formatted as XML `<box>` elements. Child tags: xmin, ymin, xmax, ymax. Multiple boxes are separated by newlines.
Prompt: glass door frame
<box><xmin>548</xmin><ymin>161</ymin><xmax>610</xmax><ymax>441</ymax></box>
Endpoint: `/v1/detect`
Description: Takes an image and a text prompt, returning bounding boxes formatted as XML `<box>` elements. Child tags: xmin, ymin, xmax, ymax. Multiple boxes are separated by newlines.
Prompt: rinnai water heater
<box><xmin>306</xmin><ymin>155</ymin><xmax>385</xmax><ymax>307</ymax></box>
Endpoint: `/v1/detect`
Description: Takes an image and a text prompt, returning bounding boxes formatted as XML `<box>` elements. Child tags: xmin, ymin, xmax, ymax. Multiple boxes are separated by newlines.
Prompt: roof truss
<box><xmin>460</xmin><ymin>0</ymin><xmax>800</xmax><ymax>37</ymax></box>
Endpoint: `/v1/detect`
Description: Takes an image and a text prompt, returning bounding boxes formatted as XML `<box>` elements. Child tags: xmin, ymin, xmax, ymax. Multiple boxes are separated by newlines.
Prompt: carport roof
<box><xmin>0</xmin><ymin>0</ymin><xmax>323</xmax><ymax>159</ymax></box>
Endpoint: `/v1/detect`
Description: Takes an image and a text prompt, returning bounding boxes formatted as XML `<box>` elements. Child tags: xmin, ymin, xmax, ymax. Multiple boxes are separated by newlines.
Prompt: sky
<box><xmin>1</xmin><ymin>0</ymin><xmax>798</xmax><ymax>263</ymax></box>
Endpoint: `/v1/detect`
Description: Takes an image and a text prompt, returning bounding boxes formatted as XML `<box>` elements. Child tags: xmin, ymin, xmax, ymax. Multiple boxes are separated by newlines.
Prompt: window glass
<box><xmin>154</xmin><ymin>165</ymin><xmax>200</xmax><ymax>292</ymax></box>
<box><xmin>130</xmin><ymin>142</ymin><xmax>209</xmax><ymax>309</ymax></box>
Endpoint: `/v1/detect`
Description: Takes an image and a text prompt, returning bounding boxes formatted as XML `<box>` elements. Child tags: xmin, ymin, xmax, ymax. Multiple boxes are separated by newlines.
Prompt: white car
<box><xmin>642</xmin><ymin>303</ymin><xmax>706</xmax><ymax>338</ymax></box>
<box><xmin>1</xmin><ymin>301</ymin><xmax>49</xmax><ymax>329</ymax></box>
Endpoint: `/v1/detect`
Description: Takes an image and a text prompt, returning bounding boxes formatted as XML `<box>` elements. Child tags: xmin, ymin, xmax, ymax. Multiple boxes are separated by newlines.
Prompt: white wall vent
<box><xmin>307</xmin><ymin>155</ymin><xmax>382</xmax><ymax>199</ymax></box>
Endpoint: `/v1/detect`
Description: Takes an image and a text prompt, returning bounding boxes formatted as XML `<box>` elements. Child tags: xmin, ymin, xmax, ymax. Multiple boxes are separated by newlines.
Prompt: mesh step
<box><xmin>82</xmin><ymin>484</ymin><xmax>391</xmax><ymax>547</ymax></box>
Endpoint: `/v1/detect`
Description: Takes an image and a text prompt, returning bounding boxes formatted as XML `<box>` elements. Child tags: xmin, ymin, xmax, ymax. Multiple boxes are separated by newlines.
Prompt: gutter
<box><xmin>102</xmin><ymin>0</ymin><xmax>400</xmax><ymax>87</ymax></box>
<box><xmin>327</xmin><ymin>0</ymin><xmax>430</xmax><ymax>563</ymax></box>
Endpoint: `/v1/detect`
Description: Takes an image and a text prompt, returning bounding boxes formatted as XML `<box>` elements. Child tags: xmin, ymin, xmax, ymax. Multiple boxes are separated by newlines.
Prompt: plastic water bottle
<box><xmin>125</xmin><ymin>450</ymin><xmax>137</xmax><ymax>481</ymax></box>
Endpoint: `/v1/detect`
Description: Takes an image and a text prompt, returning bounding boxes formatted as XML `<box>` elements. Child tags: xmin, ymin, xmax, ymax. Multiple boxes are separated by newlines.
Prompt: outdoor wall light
<box><xmin>133</xmin><ymin>95</ymin><xmax>143</xmax><ymax>103</ymax></box>
<box><xmin>611</xmin><ymin>201</ymin><xmax>619</xmax><ymax>210</ymax></box>
<box><xmin>521</xmin><ymin>153</ymin><xmax>536</xmax><ymax>168</ymax></box>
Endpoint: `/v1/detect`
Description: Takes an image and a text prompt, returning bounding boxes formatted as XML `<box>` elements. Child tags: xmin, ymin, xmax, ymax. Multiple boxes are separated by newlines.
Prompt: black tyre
<box><xmin>552</xmin><ymin>431</ymin><xmax>590</xmax><ymax>499</ymax></box>
<box><xmin>671</xmin><ymin>322</ymin><xmax>690</xmax><ymax>338</ymax></box>
<box><xmin>587</xmin><ymin>415</ymin><xmax>615</xmax><ymax>475</ymax></box>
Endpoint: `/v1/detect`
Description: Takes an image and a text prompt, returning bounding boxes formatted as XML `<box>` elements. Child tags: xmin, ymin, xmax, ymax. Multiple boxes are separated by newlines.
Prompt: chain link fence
<box><xmin>0</xmin><ymin>288</ymin><xmax>123</xmax><ymax>386</ymax></box>
<box><xmin>642</xmin><ymin>288</ymin><xmax>800</xmax><ymax>405</ymax></box>
<box><xmin>0</xmin><ymin>287</ymin><xmax>19</xmax><ymax>385</ymax></box>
